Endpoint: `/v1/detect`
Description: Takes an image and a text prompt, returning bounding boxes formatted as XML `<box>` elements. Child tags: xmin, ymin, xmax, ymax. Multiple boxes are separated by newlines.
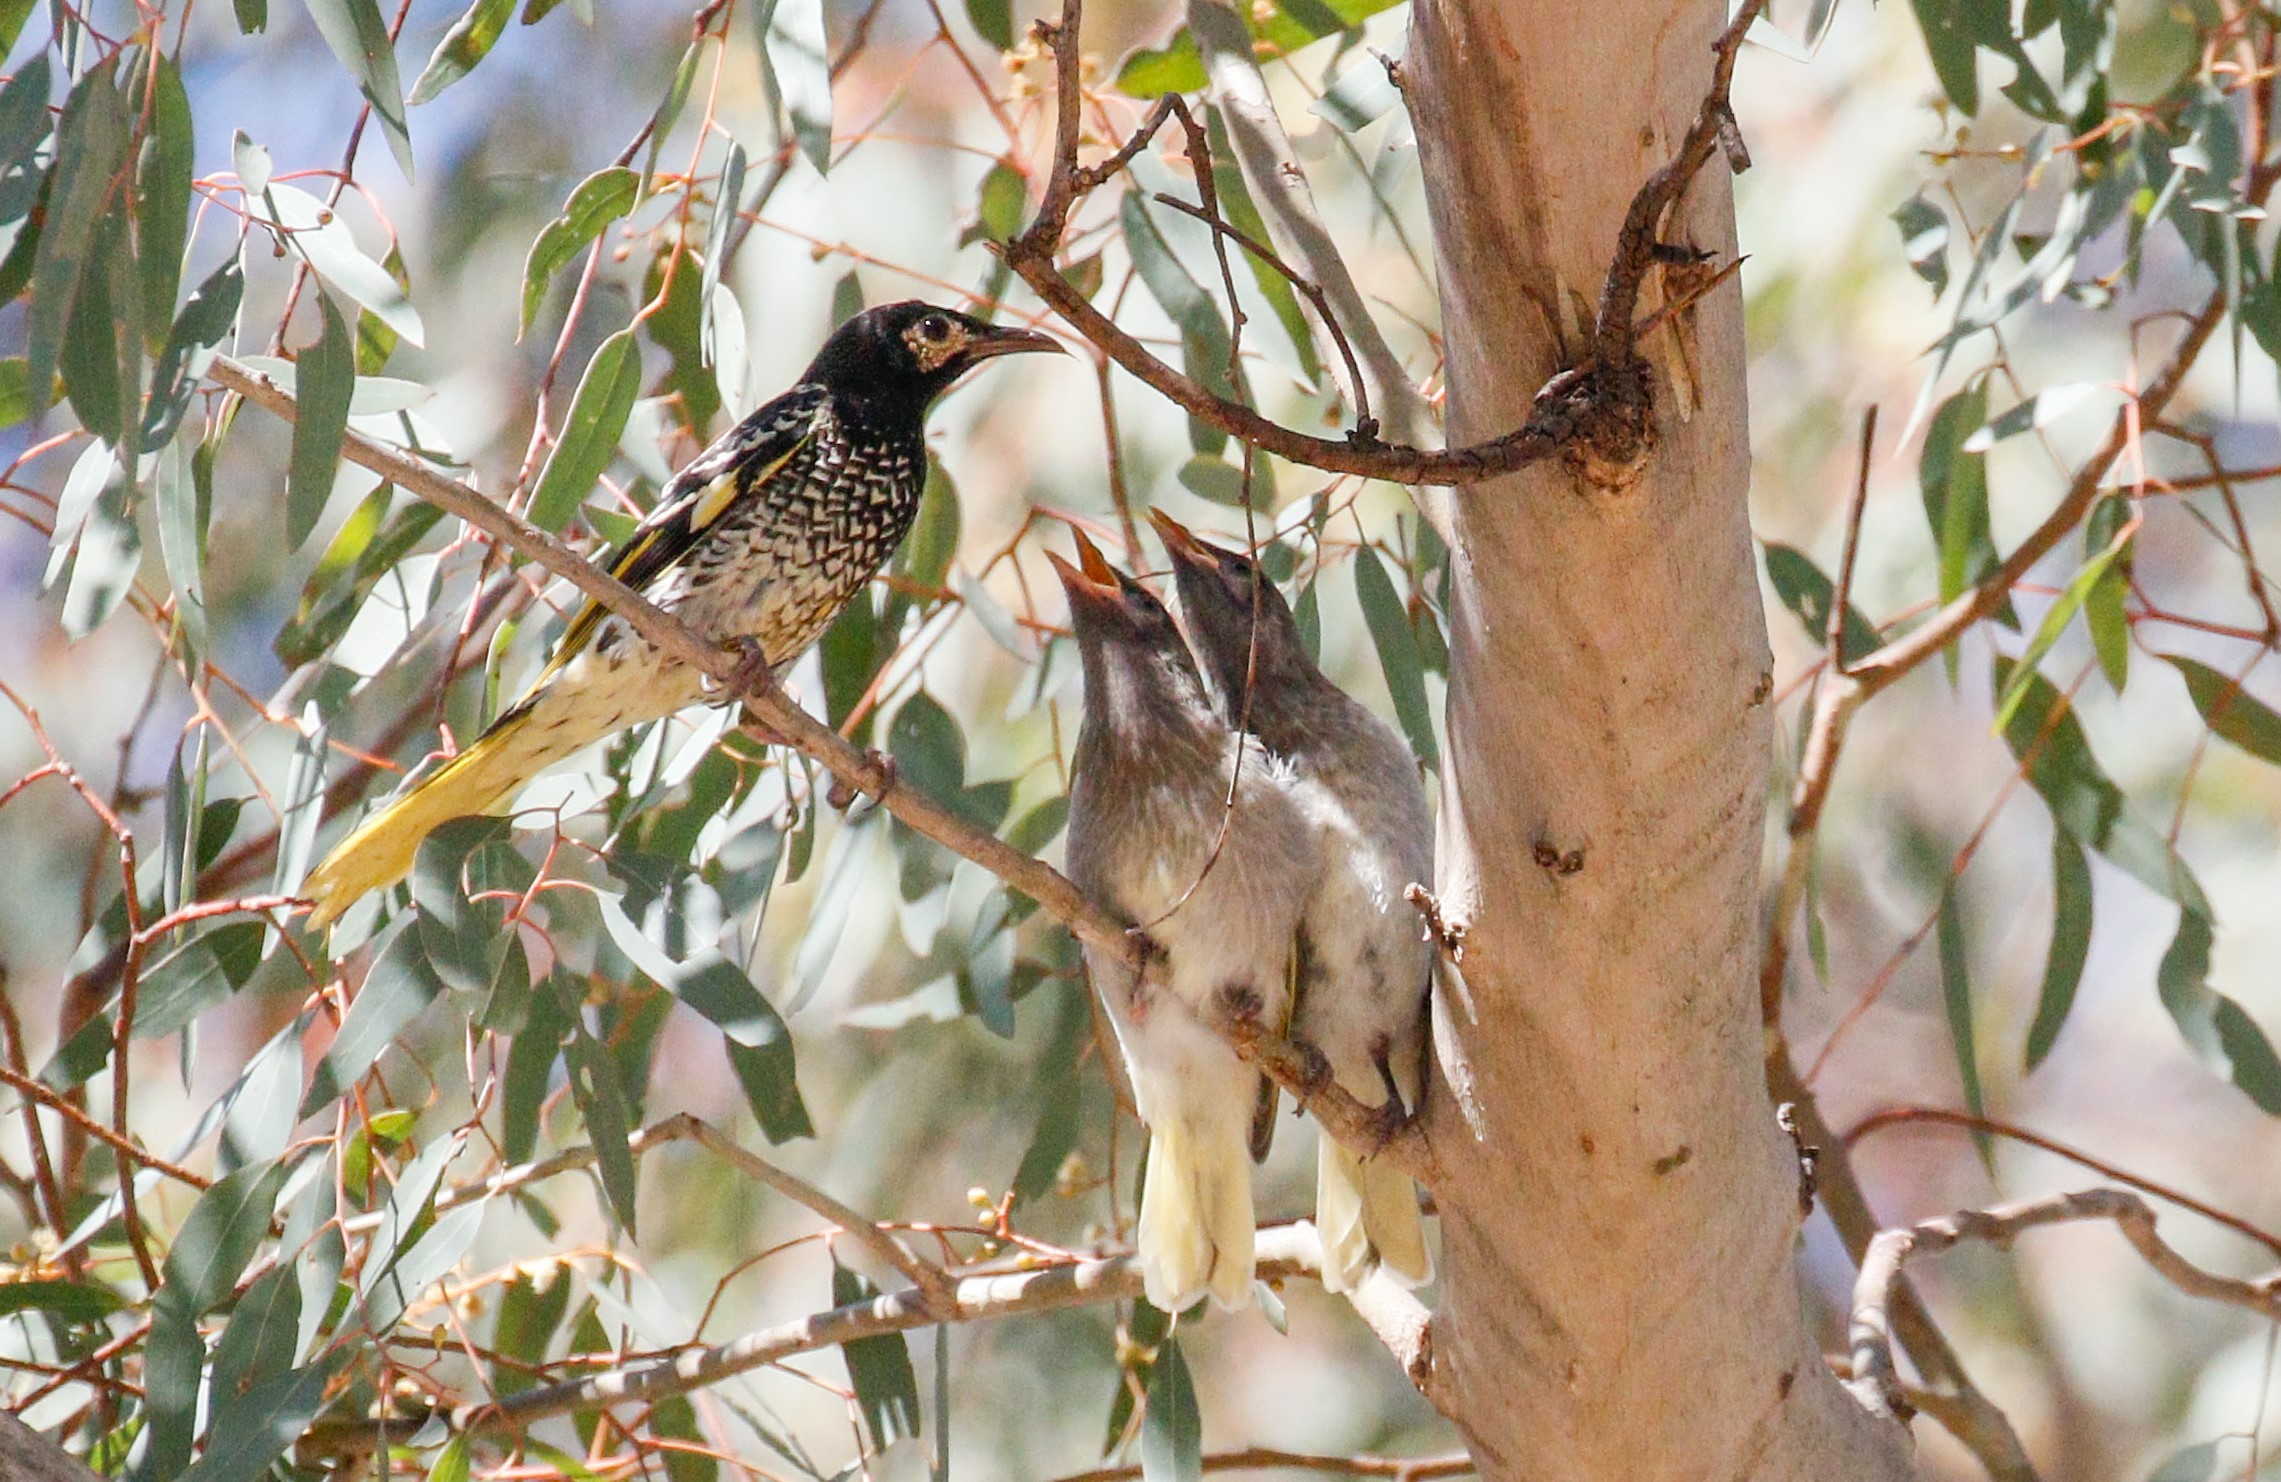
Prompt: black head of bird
<box><xmin>1147</xmin><ymin>509</ymin><xmax>1322</xmax><ymax>735</ymax></box>
<box><xmin>806</xmin><ymin>302</ymin><xmax>1061</xmax><ymax>426</ymax></box>
<box><xmin>1047</xmin><ymin>529</ymin><xmax>1220</xmax><ymax>757</ymax></box>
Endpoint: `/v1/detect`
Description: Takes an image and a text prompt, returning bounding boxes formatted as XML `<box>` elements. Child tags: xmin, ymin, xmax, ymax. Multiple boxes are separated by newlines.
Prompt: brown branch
<box><xmin>1768</xmin><ymin>1062</ymin><xmax>2038</xmax><ymax>1481</ymax></box>
<box><xmin>1001</xmin><ymin>0</ymin><xmax>1760</xmax><ymax>486</ymax></box>
<box><xmin>1847</xmin><ymin>1188</ymin><xmax>2281</xmax><ymax>1421</ymax></box>
<box><xmin>1843</xmin><ymin>1106</ymin><xmax>2281</xmax><ymax>1259</ymax></box>
<box><xmin>1049</xmin><ymin>1447</ymin><xmax>1475</xmax><ymax>1481</ymax></box>
<box><xmin>204</xmin><ymin>353</ymin><xmax>1429</xmax><ymax>1186</ymax></box>
<box><xmin>299</xmin><ymin>1222</ymin><xmax>1337</xmax><ymax>1453</ymax></box>
<box><xmin>0</xmin><ymin>1062</ymin><xmax>212</xmax><ymax>1192</ymax></box>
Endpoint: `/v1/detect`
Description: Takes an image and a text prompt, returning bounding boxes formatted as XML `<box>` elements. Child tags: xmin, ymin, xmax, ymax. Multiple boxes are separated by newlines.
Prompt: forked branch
<box><xmin>1001</xmin><ymin>0</ymin><xmax>1766</xmax><ymax>486</ymax></box>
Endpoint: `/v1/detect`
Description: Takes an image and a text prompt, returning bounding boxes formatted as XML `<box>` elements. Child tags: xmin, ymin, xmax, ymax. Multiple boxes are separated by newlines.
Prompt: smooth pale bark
<box><xmin>1404</xmin><ymin>0</ymin><xmax>1915</xmax><ymax>1476</ymax></box>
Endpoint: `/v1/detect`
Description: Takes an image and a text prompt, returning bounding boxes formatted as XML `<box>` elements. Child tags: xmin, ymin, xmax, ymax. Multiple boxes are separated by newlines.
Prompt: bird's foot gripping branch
<box><xmin>998</xmin><ymin>0</ymin><xmax>1767</xmax><ymax>491</ymax></box>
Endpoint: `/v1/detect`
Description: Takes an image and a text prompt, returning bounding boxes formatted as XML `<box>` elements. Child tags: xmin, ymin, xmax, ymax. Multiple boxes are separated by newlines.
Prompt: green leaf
<box><xmin>299</xmin><ymin>919</ymin><xmax>445</xmax><ymax>1116</ymax></box>
<box><xmin>429</xmin><ymin>1437</ymin><xmax>472</xmax><ymax>1482</ymax></box>
<box><xmin>0</xmin><ymin>0</ymin><xmax>34</xmax><ymax>52</ymax></box>
<box><xmin>1996</xmin><ymin>660</ymin><xmax>2281</xmax><ymax>1112</ymax></box>
<box><xmin>134</xmin><ymin>53</ymin><xmax>193</xmax><ymax>348</ymax></box>
<box><xmin>138</xmin><ymin>921</ymin><xmax>265</xmax><ymax>1040</ymax></box>
<box><xmin>564</xmin><ymin>1024</ymin><xmax>640</xmax><ymax>1232</ymax></box>
<box><xmin>209</xmin><ymin>1265</ymin><xmax>302</xmax><ymax>1407</ymax></box>
<box><xmin>2163</xmin><ymin>656</ymin><xmax>2281</xmax><ymax>764</ymax></box>
<box><xmin>28</xmin><ymin>58</ymin><xmax>129</xmax><ymax>422</ymax></box>
<box><xmin>1117</xmin><ymin>0</ymin><xmax>1401</xmax><ymax>96</ymax></box>
<box><xmin>303</xmin><ymin>0</ymin><xmax>414</xmax><ymax>178</ymax></box>
<box><xmin>143</xmin><ymin>257</ymin><xmax>245</xmax><ymax>452</ymax></box>
<box><xmin>155</xmin><ymin>436</ymin><xmax>207</xmax><ymax>656</ymax></box>
<box><xmin>702</xmin><ymin>141</ymin><xmax>747</xmax><ymax>317</ymax></box>
<box><xmin>1009</xmin><ymin>1069</ymin><xmax>1082</xmax><ymax>1207</ymax></box>
<box><xmin>1005</xmin><ymin>795</ymin><xmax>1069</xmax><ymax>856</ymax></box>
<box><xmin>2025</xmin><ymin>833</ymin><xmax>2091</xmax><ymax>1072</ymax></box>
<box><xmin>503</xmin><ymin>977</ymin><xmax>573</xmax><ymax>1164</ymax></box>
<box><xmin>60</xmin><ymin>210</ymin><xmax>142</xmax><ymax>452</ymax></box>
<box><xmin>529</xmin><ymin>327</ymin><xmax>642</xmax><ymax>533</ymax></box>
<box><xmin>178</xmin><ymin>1357</ymin><xmax>340</xmax><ymax>1482</ymax></box>
<box><xmin>669</xmin><ymin>953</ymin><xmax>813</xmax><ymax>1143</ymax></box>
<box><xmin>277</xmin><ymin>487</ymin><xmax>441</xmax><ymax>667</ymax></box>
<box><xmin>234</xmin><ymin>0</ymin><xmax>267</xmax><ymax>33</ymax></box>
<box><xmin>1920</xmin><ymin>382</ymin><xmax>2000</xmax><ymax>630</ymax></box>
<box><xmin>1352</xmin><ymin>546</ymin><xmax>1437</xmax><ymax>769</ymax></box>
<box><xmin>161</xmin><ymin>1160</ymin><xmax>291</xmax><ymax>1318</ymax></box>
<box><xmin>0</xmin><ymin>55</ymin><xmax>52</xmax><ymax>180</ymax></box>
<box><xmin>491</xmin><ymin>1267</ymin><xmax>573</xmax><ymax>1395</ymax></box>
<box><xmin>0</xmin><ymin>1279</ymin><xmax>127</xmax><ymax>1324</ymax></box>
<box><xmin>1991</xmin><ymin>545</ymin><xmax>2125</xmax><ymax>732</ymax></box>
<box><xmin>1935</xmin><ymin>882</ymin><xmax>1990</xmax><ymax>1168</ymax></box>
<box><xmin>286</xmin><ymin>293</ymin><xmax>355</xmax><ymax>551</ymax></box>
<box><xmin>412</xmin><ymin>816</ymin><xmax>517</xmax><ymax>995</ymax></box>
<box><xmin>1762</xmin><ymin>543</ymin><xmax>1879</xmax><ymax>663</ymax></box>
<box><xmin>1313</xmin><ymin>53</ymin><xmax>1401</xmax><ymax>132</ymax></box>
<box><xmin>2157</xmin><ymin>908</ymin><xmax>2281</xmax><ymax>1115</ymax></box>
<box><xmin>408</xmin><ymin>0</ymin><xmax>518</xmax><ymax>103</ymax></box>
<box><xmin>965</xmin><ymin>0</ymin><xmax>1011</xmax><ymax>50</ymax></box>
<box><xmin>519</xmin><ymin>168</ymin><xmax>638</xmax><ymax>336</ymax></box>
<box><xmin>832</xmin><ymin>1262</ymin><xmax>922</xmax><ymax>1449</ymax></box>
<box><xmin>1122</xmin><ymin>193</ymin><xmax>1236</xmax><ymax>455</ymax></box>
<box><xmin>1892</xmin><ymin>194</ymin><xmax>1951</xmax><ymax>298</ymax></box>
<box><xmin>896</xmin><ymin>459</ymin><xmax>960</xmax><ymax>590</ymax></box>
<box><xmin>264</xmin><ymin>184</ymin><xmax>425</xmax><ymax>346</ymax></box>
<box><xmin>1204</xmin><ymin>108</ymin><xmax>1320</xmax><ymax>387</ymax></box>
<box><xmin>760</xmin><ymin>0</ymin><xmax>833</xmax><ymax>171</ymax></box>
<box><xmin>1141</xmin><ymin>1335</ymin><xmax>1202</xmax><ymax>1482</ymax></box>
<box><xmin>1910</xmin><ymin>0</ymin><xmax>1979</xmax><ymax>113</ymax></box>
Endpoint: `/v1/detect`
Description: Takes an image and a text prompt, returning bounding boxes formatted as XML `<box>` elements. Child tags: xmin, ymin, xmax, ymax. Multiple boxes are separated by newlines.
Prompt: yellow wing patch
<box><xmin>515</xmin><ymin>433</ymin><xmax>812</xmax><ymax>699</ymax></box>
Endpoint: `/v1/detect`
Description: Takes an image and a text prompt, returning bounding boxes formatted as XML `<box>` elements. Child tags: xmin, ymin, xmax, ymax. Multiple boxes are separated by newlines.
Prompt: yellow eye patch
<box><xmin>902</xmin><ymin>318</ymin><xmax>970</xmax><ymax>373</ymax></box>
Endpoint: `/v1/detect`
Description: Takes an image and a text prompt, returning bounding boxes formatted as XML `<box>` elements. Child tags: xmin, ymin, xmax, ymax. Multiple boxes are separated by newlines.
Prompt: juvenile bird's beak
<box><xmin>1147</xmin><ymin>508</ymin><xmax>1214</xmax><ymax>568</ymax></box>
<box><xmin>964</xmin><ymin>323</ymin><xmax>1066</xmax><ymax>361</ymax></box>
<box><xmin>1047</xmin><ymin>530</ymin><xmax>1122</xmax><ymax>609</ymax></box>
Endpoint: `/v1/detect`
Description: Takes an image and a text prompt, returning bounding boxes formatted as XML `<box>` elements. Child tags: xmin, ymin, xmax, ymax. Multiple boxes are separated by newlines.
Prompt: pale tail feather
<box><xmin>302</xmin><ymin>700</ymin><xmax>595</xmax><ymax>927</ymax></box>
<box><xmin>1138</xmin><ymin>1119</ymin><xmax>1256</xmax><ymax>1313</ymax></box>
<box><xmin>1315</xmin><ymin>1135</ymin><xmax>1432</xmax><ymax>1293</ymax></box>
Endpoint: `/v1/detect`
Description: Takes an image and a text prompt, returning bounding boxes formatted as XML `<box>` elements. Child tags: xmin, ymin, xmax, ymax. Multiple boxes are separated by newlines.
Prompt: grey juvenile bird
<box><xmin>1054</xmin><ymin>530</ymin><xmax>1320</xmax><ymax>1312</ymax></box>
<box><xmin>1152</xmin><ymin>509</ymin><xmax>1433</xmax><ymax>1293</ymax></box>
<box><xmin>303</xmin><ymin>302</ymin><xmax>1059</xmax><ymax>925</ymax></box>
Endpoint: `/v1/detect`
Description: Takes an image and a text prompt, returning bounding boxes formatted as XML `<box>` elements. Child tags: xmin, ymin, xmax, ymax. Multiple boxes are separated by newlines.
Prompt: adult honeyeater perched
<box><xmin>301</xmin><ymin>302</ymin><xmax>1060</xmax><ymax>927</ymax></box>
<box><xmin>1054</xmin><ymin>531</ymin><xmax>1320</xmax><ymax>1313</ymax></box>
<box><xmin>1151</xmin><ymin>509</ymin><xmax>1434</xmax><ymax>1294</ymax></box>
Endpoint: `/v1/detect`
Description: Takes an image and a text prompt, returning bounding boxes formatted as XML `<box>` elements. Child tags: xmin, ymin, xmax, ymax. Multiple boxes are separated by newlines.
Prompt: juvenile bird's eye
<box><xmin>919</xmin><ymin>313</ymin><xmax>953</xmax><ymax>343</ymax></box>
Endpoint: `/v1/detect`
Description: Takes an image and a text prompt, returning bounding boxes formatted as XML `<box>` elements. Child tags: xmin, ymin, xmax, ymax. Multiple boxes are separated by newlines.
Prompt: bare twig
<box><xmin>301</xmin><ymin>1222</ymin><xmax>1338</xmax><ymax>1451</ymax></box>
<box><xmin>1848</xmin><ymin>1189</ymin><xmax>2281</xmax><ymax>1421</ymax></box>
<box><xmin>1049</xmin><ymin>1448</ymin><xmax>1474</xmax><ymax>1481</ymax></box>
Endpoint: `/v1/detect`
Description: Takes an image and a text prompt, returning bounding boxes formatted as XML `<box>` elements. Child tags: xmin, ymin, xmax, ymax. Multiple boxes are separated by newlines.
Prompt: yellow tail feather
<box><xmin>303</xmin><ymin>705</ymin><xmax>568</xmax><ymax>928</ymax></box>
<box><xmin>1137</xmin><ymin>1119</ymin><xmax>1257</xmax><ymax>1313</ymax></box>
<box><xmin>1315</xmin><ymin>1135</ymin><xmax>1432</xmax><ymax>1293</ymax></box>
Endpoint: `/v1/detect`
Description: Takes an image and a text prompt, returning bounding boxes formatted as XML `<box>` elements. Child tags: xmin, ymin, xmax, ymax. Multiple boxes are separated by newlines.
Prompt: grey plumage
<box><xmin>1152</xmin><ymin>509</ymin><xmax>1434</xmax><ymax>1293</ymax></box>
<box><xmin>1054</xmin><ymin>531</ymin><xmax>1320</xmax><ymax>1313</ymax></box>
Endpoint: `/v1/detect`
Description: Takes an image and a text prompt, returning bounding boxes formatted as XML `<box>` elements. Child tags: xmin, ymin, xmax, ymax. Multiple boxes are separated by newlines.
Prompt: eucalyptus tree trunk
<box><xmin>1404</xmin><ymin>0</ymin><xmax>1916</xmax><ymax>1474</ymax></box>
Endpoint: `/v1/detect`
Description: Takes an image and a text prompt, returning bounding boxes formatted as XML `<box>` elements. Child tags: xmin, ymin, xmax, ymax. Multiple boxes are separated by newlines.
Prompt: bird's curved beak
<box><xmin>1146</xmin><ymin>507</ymin><xmax>1214</xmax><ymax>568</ymax></box>
<box><xmin>1047</xmin><ymin>530</ymin><xmax>1122</xmax><ymax>608</ymax></box>
<box><xmin>964</xmin><ymin>322</ymin><xmax>1066</xmax><ymax>361</ymax></box>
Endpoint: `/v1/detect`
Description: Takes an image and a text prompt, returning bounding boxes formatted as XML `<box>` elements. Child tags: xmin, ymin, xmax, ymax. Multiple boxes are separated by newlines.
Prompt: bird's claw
<box><xmin>1365</xmin><ymin>1095</ymin><xmax>1418</xmax><ymax>1157</ymax></box>
<box><xmin>826</xmin><ymin>749</ymin><xmax>896</xmax><ymax>812</ymax></box>
<box><xmin>722</xmin><ymin>636</ymin><xmax>774</xmax><ymax>700</ymax></box>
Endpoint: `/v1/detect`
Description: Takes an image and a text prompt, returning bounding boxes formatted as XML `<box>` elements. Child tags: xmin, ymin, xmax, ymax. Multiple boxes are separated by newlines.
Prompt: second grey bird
<box><xmin>1152</xmin><ymin>509</ymin><xmax>1434</xmax><ymax>1293</ymax></box>
<box><xmin>1054</xmin><ymin>530</ymin><xmax>1320</xmax><ymax>1313</ymax></box>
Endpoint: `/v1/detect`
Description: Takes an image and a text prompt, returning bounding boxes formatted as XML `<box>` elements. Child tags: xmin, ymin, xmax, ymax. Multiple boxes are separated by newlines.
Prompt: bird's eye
<box><xmin>918</xmin><ymin>313</ymin><xmax>953</xmax><ymax>343</ymax></box>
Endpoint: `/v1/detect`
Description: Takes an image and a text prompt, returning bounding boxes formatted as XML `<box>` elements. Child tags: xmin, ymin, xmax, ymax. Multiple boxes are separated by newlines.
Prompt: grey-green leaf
<box><xmin>408</xmin><ymin>0</ymin><xmax>518</xmax><ymax>104</ymax></box>
<box><xmin>529</xmin><ymin>327</ymin><xmax>642</xmax><ymax>533</ymax></box>
<box><xmin>1352</xmin><ymin>545</ymin><xmax>1438</xmax><ymax>769</ymax></box>
<box><xmin>519</xmin><ymin>168</ymin><xmax>639</xmax><ymax>337</ymax></box>
<box><xmin>1141</xmin><ymin>1335</ymin><xmax>1202</xmax><ymax>1482</ymax></box>
<box><xmin>2024</xmin><ymin>832</ymin><xmax>2091</xmax><ymax>1072</ymax></box>
<box><xmin>287</xmin><ymin>293</ymin><xmax>355</xmax><ymax>551</ymax></box>
<box><xmin>832</xmin><ymin>1261</ymin><xmax>922</xmax><ymax>1449</ymax></box>
<box><xmin>302</xmin><ymin>0</ymin><xmax>414</xmax><ymax>177</ymax></box>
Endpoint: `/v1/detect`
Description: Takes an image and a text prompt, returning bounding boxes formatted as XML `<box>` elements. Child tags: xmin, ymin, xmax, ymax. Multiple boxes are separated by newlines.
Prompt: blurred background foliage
<box><xmin>0</xmin><ymin>0</ymin><xmax>2275</xmax><ymax>1474</ymax></box>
